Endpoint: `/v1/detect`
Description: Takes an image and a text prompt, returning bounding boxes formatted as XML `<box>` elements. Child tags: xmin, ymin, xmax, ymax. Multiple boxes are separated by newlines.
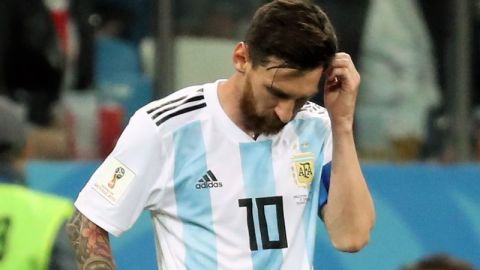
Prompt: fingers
<box><xmin>326</xmin><ymin>52</ymin><xmax>360</xmax><ymax>88</ymax></box>
<box><xmin>327</xmin><ymin>67</ymin><xmax>350</xmax><ymax>81</ymax></box>
<box><xmin>330</xmin><ymin>52</ymin><xmax>353</xmax><ymax>66</ymax></box>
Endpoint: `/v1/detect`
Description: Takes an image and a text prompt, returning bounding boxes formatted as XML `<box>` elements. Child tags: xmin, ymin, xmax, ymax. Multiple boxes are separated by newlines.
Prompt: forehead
<box><xmin>254</xmin><ymin>62</ymin><xmax>324</xmax><ymax>97</ymax></box>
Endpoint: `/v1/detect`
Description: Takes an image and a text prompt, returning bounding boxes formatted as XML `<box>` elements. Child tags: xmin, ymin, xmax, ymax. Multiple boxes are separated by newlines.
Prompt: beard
<box><xmin>239</xmin><ymin>79</ymin><xmax>287</xmax><ymax>136</ymax></box>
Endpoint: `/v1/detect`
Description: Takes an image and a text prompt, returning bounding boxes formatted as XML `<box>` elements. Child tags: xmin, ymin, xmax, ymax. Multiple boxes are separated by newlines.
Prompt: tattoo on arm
<box><xmin>65</xmin><ymin>210</ymin><xmax>116</xmax><ymax>270</ymax></box>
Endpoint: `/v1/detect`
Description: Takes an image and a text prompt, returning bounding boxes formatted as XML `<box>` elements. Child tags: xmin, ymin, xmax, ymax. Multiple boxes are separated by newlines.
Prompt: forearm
<box><xmin>323</xmin><ymin>127</ymin><xmax>375</xmax><ymax>252</ymax></box>
<box><xmin>65</xmin><ymin>209</ymin><xmax>116</xmax><ymax>269</ymax></box>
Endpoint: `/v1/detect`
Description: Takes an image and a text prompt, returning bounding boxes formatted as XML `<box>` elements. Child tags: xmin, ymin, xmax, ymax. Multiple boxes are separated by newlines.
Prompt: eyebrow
<box><xmin>266</xmin><ymin>85</ymin><xmax>313</xmax><ymax>100</ymax></box>
<box><xmin>264</xmin><ymin>63</ymin><xmax>318</xmax><ymax>100</ymax></box>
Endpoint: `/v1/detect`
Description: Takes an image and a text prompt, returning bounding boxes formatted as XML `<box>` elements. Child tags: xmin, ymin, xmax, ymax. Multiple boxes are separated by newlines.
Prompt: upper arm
<box><xmin>74</xmin><ymin>111</ymin><xmax>164</xmax><ymax>236</ymax></box>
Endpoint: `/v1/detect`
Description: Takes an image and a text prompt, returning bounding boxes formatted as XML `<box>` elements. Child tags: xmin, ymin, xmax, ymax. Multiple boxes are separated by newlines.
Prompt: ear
<box><xmin>233</xmin><ymin>42</ymin><xmax>250</xmax><ymax>73</ymax></box>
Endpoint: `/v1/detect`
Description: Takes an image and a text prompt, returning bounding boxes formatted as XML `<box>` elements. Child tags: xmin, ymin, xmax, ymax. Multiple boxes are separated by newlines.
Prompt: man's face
<box><xmin>239</xmin><ymin>60</ymin><xmax>324</xmax><ymax>136</ymax></box>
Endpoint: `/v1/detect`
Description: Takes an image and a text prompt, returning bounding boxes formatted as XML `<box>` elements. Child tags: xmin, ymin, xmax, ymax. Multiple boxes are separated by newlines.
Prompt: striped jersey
<box><xmin>75</xmin><ymin>80</ymin><xmax>333</xmax><ymax>270</ymax></box>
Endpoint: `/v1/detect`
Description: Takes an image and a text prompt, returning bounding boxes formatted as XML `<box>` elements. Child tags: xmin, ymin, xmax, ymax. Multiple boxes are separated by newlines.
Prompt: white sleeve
<box><xmin>75</xmin><ymin>110</ymin><xmax>163</xmax><ymax>236</ymax></box>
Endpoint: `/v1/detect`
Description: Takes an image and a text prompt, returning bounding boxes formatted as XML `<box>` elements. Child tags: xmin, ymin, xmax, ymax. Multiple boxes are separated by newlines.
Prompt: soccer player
<box><xmin>66</xmin><ymin>0</ymin><xmax>376</xmax><ymax>269</ymax></box>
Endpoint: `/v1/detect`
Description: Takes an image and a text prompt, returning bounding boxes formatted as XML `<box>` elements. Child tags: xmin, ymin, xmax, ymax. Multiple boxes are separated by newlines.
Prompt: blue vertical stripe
<box><xmin>173</xmin><ymin>121</ymin><xmax>217</xmax><ymax>269</ymax></box>
<box><xmin>293</xmin><ymin>119</ymin><xmax>329</xmax><ymax>264</ymax></box>
<box><xmin>319</xmin><ymin>162</ymin><xmax>332</xmax><ymax>210</ymax></box>
<box><xmin>240</xmin><ymin>141</ymin><xmax>283</xmax><ymax>270</ymax></box>
<box><xmin>264</xmin><ymin>205</ymin><xmax>280</xmax><ymax>240</ymax></box>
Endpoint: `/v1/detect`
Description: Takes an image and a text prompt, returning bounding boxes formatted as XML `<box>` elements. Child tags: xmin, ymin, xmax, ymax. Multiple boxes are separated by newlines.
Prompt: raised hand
<box><xmin>323</xmin><ymin>53</ymin><xmax>361</xmax><ymax>132</ymax></box>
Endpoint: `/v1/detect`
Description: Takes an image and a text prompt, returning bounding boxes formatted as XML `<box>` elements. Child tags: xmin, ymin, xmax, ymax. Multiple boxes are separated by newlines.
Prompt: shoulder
<box><xmin>0</xmin><ymin>184</ymin><xmax>72</xmax><ymax>211</ymax></box>
<box><xmin>28</xmin><ymin>188</ymin><xmax>73</xmax><ymax>207</ymax></box>
<box><xmin>109</xmin><ymin>85</ymin><xmax>208</xmax><ymax>155</ymax></box>
<box><xmin>292</xmin><ymin>101</ymin><xmax>331</xmax><ymax>132</ymax></box>
<box><xmin>138</xmin><ymin>85</ymin><xmax>207</xmax><ymax>133</ymax></box>
<box><xmin>297</xmin><ymin>101</ymin><xmax>330</xmax><ymax>121</ymax></box>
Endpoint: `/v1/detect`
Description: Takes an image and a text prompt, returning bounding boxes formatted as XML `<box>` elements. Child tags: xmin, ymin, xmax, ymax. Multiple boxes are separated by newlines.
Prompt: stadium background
<box><xmin>4</xmin><ymin>0</ymin><xmax>480</xmax><ymax>269</ymax></box>
<box><xmin>27</xmin><ymin>161</ymin><xmax>480</xmax><ymax>269</ymax></box>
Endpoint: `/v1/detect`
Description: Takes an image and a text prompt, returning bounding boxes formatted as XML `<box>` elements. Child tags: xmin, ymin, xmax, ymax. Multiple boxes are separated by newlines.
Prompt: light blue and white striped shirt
<box><xmin>76</xmin><ymin>80</ymin><xmax>332</xmax><ymax>270</ymax></box>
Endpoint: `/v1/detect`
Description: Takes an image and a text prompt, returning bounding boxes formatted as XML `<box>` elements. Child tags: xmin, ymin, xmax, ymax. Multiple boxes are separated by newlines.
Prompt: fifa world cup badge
<box><xmin>291</xmin><ymin>152</ymin><xmax>315</xmax><ymax>188</ymax></box>
<box><xmin>93</xmin><ymin>157</ymin><xmax>135</xmax><ymax>204</ymax></box>
<box><xmin>108</xmin><ymin>167</ymin><xmax>126</xmax><ymax>189</ymax></box>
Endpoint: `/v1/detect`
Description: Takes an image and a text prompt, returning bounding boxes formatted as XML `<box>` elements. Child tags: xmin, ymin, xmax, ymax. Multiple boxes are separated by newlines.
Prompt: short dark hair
<box><xmin>401</xmin><ymin>254</ymin><xmax>474</xmax><ymax>270</ymax></box>
<box><xmin>245</xmin><ymin>0</ymin><xmax>337</xmax><ymax>70</ymax></box>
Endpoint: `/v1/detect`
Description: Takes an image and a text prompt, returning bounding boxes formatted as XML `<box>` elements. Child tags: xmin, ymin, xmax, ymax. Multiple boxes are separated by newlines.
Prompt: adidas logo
<box><xmin>196</xmin><ymin>170</ymin><xmax>223</xmax><ymax>189</ymax></box>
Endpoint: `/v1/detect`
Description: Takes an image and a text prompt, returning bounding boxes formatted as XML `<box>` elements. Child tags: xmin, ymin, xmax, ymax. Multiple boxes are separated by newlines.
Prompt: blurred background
<box><xmin>1</xmin><ymin>0</ymin><xmax>479</xmax><ymax>163</ymax></box>
<box><xmin>1</xmin><ymin>0</ymin><xmax>480</xmax><ymax>269</ymax></box>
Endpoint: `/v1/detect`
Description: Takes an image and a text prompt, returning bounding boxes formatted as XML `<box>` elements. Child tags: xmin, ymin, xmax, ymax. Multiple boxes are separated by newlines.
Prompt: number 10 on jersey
<box><xmin>238</xmin><ymin>196</ymin><xmax>288</xmax><ymax>251</ymax></box>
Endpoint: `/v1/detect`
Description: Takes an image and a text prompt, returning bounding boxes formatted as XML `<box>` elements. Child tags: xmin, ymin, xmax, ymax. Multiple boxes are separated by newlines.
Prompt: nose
<box><xmin>274</xmin><ymin>100</ymin><xmax>295</xmax><ymax>123</ymax></box>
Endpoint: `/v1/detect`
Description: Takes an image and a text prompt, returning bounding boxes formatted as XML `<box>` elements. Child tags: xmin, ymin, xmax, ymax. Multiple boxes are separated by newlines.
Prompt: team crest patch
<box><xmin>291</xmin><ymin>152</ymin><xmax>315</xmax><ymax>188</ymax></box>
<box><xmin>93</xmin><ymin>157</ymin><xmax>135</xmax><ymax>204</ymax></box>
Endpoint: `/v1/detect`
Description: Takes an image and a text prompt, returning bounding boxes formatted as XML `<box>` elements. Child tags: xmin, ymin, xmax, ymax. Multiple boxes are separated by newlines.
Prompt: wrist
<box><xmin>332</xmin><ymin>126</ymin><xmax>353</xmax><ymax>137</ymax></box>
<box><xmin>330</xmin><ymin>118</ymin><xmax>354</xmax><ymax>135</ymax></box>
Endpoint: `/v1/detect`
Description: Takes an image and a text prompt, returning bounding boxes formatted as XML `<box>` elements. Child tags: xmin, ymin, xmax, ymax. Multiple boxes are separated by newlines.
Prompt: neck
<box><xmin>218</xmin><ymin>75</ymin><xmax>254</xmax><ymax>136</ymax></box>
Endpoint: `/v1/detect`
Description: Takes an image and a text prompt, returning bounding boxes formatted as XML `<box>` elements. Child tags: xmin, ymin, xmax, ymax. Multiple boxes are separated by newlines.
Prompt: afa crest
<box><xmin>291</xmin><ymin>152</ymin><xmax>315</xmax><ymax>188</ymax></box>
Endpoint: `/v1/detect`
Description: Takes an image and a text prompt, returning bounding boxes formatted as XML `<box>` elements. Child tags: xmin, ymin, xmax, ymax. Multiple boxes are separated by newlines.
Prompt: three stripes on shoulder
<box><xmin>147</xmin><ymin>88</ymin><xmax>205</xmax><ymax>126</ymax></box>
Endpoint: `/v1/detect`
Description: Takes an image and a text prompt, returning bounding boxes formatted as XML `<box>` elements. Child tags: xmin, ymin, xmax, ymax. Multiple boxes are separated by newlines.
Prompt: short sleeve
<box><xmin>75</xmin><ymin>111</ymin><xmax>163</xmax><ymax>236</ymax></box>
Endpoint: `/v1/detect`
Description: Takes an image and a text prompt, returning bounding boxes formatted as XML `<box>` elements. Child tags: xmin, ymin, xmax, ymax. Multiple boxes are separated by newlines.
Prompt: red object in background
<box><xmin>65</xmin><ymin>108</ymin><xmax>77</xmax><ymax>157</ymax></box>
<box><xmin>50</xmin><ymin>9</ymin><xmax>70</xmax><ymax>54</ymax></box>
<box><xmin>99</xmin><ymin>104</ymin><xmax>124</xmax><ymax>158</ymax></box>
